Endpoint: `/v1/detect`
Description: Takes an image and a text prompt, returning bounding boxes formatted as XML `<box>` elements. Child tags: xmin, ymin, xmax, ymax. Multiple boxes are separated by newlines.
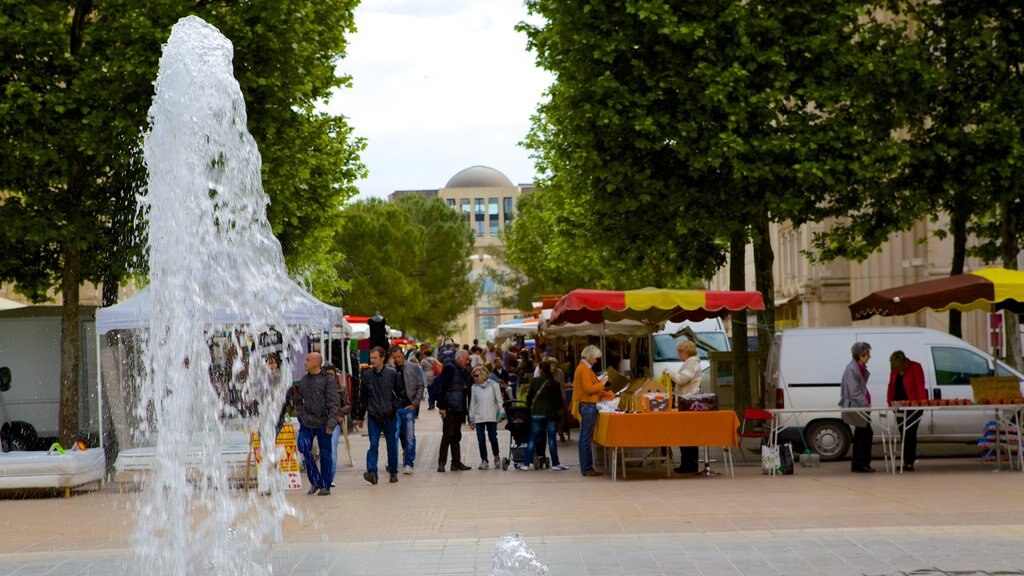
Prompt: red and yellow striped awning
<box><xmin>550</xmin><ymin>288</ymin><xmax>766</xmax><ymax>326</ymax></box>
<box><xmin>850</xmin><ymin>268</ymin><xmax>1024</xmax><ymax>320</ymax></box>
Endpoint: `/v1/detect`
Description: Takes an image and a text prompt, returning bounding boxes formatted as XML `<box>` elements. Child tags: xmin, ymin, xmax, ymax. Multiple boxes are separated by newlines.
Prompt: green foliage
<box><xmin>0</xmin><ymin>1</ymin><xmax>364</xmax><ymax>441</ymax></box>
<box><xmin>811</xmin><ymin>3</ymin><xmax>1024</xmax><ymax>265</ymax></box>
<box><xmin>0</xmin><ymin>0</ymin><xmax>365</xmax><ymax>300</ymax></box>
<box><xmin>515</xmin><ymin>1</ymin><xmax>891</xmax><ymax>288</ymax></box>
<box><xmin>330</xmin><ymin>196</ymin><xmax>478</xmax><ymax>339</ymax></box>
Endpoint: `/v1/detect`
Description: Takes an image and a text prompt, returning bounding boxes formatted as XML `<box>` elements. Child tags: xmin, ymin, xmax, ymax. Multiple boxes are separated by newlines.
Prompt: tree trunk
<box><xmin>729</xmin><ymin>229</ymin><xmax>750</xmax><ymax>421</ymax></box>
<box><xmin>752</xmin><ymin>212</ymin><xmax>774</xmax><ymax>408</ymax></box>
<box><xmin>57</xmin><ymin>0</ymin><xmax>93</xmax><ymax>447</ymax></box>
<box><xmin>948</xmin><ymin>194</ymin><xmax>969</xmax><ymax>338</ymax></box>
<box><xmin>999</xmin><ymin>197</ymin><xmax>1023</xmax><ymax>370</ymax></box>
<box><xmin>59</xmin><ymin>241</ymin><xmax>82</xmax><ymax>447</ymax></box>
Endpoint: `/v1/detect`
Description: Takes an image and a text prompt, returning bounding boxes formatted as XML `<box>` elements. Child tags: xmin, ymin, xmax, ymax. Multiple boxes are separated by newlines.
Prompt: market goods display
<box><xmin>677</xmin><ymin>393</ymin><xmax>719</xmax><ymax>412</ymax></box>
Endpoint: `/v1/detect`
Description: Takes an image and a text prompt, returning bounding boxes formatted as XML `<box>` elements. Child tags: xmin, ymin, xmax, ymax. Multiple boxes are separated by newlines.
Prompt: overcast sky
<box><xmin>324</xmin><ymin>0</ymin><xmax>552</xmax><ymax>200</ymax></box>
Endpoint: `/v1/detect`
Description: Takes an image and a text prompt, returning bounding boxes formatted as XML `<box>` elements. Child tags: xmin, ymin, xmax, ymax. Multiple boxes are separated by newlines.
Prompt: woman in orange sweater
<box><xmin>571</xmin><ymin>345</ymin><xmax>607</xmax><ymax>477</ymax></box>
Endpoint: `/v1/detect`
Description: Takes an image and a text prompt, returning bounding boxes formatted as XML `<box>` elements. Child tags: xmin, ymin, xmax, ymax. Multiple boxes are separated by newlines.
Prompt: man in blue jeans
<box><xmin>296</xmin><ymin>351</ymin><xmax>340</xmax><ymax>495</ymax></box>
<box><xmin>356</xmin><ymin>347</ymin><xmax>406</xmax><ymax>485</ymax></box>
<box><xmin>389</xmin><ymin>345</ymin><xmax>424</xmax><ymax>475</ymax></box>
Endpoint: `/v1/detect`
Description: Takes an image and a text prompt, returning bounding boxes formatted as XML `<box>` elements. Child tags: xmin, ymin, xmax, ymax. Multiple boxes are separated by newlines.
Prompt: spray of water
<box><xmin>133</xmin><ymin>15</ymin><xmax>325</xmax><ymax>574</ymax></box>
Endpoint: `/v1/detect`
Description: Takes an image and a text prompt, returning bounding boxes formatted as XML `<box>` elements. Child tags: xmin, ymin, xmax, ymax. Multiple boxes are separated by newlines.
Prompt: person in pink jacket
<box><xmin>888</xmin><ymin>351</ymin><xmax>927</xmax><ymax>471</ymax></box>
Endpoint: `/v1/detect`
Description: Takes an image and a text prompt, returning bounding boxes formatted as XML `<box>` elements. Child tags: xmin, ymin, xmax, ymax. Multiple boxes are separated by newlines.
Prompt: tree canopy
<box><xmin>331</xmin><ymin>196</ymin><xmax>478</xmax><ymax>339</ymax></box>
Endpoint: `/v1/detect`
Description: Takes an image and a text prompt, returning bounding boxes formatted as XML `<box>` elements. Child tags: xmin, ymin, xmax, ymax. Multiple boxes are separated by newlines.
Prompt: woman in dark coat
<box><xmin>519</xmin><ymin>358</ymin><xmax>569</xmax><ymax>471</ymax></box>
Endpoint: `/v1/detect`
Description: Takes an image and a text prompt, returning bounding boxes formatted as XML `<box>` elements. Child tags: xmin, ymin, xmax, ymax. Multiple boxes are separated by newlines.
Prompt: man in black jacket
<box><xmin>435</xmin><ymin>348</ymin><xmax>473</xmax><ymax>472</ymax></box>
<box><xmin>297</xmin><ymin>351</ymin><xmax>340</xmax><ymax>496</ymax></box>
<box><xmin>356</xmin><ymin>346</ymin><xmax>407</xmax><ymax>484</ymax></box>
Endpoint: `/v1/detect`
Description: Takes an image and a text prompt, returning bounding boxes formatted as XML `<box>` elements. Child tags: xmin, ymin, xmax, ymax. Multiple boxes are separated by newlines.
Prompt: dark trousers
<box><xmin>475</xmin><ymin>422</ymin><xmax>499</xmax><ymax>462</ymax></box>
<box><xmin>676</xmin><ymin>447</ymin><xmax>699</xmax><ymax>473</ymax></box>
<box><xmin>439</xmin><ymin>410</ymin><xmax>465</xmax><ymax>467</ymax></box>
<box><xmin>851</xmin><ymin>423</ymin><xmax>873</xmax><ymax>469</ymax></box>
<box><xmin>899</xmin><ymin>410</ymin><xmax>922</xmax><ymax>465</ymax></box>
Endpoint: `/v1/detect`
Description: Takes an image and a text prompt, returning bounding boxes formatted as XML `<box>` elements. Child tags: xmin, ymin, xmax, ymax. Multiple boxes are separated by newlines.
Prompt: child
<box><xmin>468</xmin><ymin>365</ymin><xmax>503</xmax><ymax>469</ymax></box>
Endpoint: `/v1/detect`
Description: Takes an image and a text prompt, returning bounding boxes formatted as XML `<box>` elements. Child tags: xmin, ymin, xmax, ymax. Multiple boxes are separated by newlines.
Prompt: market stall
<box><xmin>550</xmin><ymin>288</ymin><xmax>765</xmax><ymax>479</ymax></box>
<box><xmin>96</xmin><ymin>279</ymin><xmax>342</xmax><ymax>472</ymax></box>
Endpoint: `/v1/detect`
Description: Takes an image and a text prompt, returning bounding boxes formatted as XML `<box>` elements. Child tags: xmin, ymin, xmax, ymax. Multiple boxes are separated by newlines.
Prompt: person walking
<box><xmin>296</xmin><ymin>351</ymin><xmax>340</xmax><ymax>495</ymax></box>
<box><xmin>840</xmin><ymin>341</ymin><xmax>875</xmax><ymax>473</ymax></box>
<box><xmin>521</xmin><ymin>357</ymin><xmax>569</xmax><ymax>471</ymax></box>
<box><xmin>888</xmin><ymin>350</ymin><xmax>926</xmax><ymax>471</ymax></box>
<box><xmin>324</xmin><ymin>363</ymin><xmax>352</xmax><ymax>486</ymax></box>
<box><xmin>420</xmin><ymin>345</ymin><xmax>441</xmax><ymax>410</ymax></box>
<box><xmin>355</xmin><ymin>347</ymin><xmax>406</xmax><ymax>485</ymax></box>
<box><xmin>571</xmin><ymin>345</ymin><xmax>607</xmax><ymax>477</ymax></box>
<box><xmin>435</xmin><ymin>349</ymin><xmax>473</xmax><ymax>472</ymax></box>
<box><xmin>390</xmin><ymin>345</ymin><xmax>424</xmax><ymax>474</ymax></box>
<box><xmin>468</xmin><ymin>365</ymin><xmax>503</xmax><ymax>469</ymax></box>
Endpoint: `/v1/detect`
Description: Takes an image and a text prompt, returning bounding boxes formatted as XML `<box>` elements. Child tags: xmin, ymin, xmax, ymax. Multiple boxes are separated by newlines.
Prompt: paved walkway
<box><xmin>1</xmin><ymin>409</ymin><xmax>1023</xmax><ymax>575</ymax></box>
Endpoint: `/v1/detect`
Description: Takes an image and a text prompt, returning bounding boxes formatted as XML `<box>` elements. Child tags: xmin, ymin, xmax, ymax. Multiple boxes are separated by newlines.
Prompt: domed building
<box><xmin>391</xmin><ymin>165</ymin><xmax>533</xmax><ymax>345</ymax></box>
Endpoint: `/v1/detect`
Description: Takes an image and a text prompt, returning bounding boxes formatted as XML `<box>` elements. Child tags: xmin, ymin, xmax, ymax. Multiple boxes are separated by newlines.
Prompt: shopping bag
<box><xmin>761</xmin><ymin>444</ymin><xmax>779</xmax><ymax>475</ymax></box>
<box><xmin>779</xmin><ymin>443</ymin><xmax>795</xmax><ymax>475</ymax></box>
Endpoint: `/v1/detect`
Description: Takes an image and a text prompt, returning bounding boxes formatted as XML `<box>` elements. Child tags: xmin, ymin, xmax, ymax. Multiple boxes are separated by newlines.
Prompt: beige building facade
<box><xmin>710</xmin><ymin>215</ymin><xmax>998</xmax><ymax>354</ymax></box>
<box><xmin>392</xmin><ymin>165</ymin><xmax>531</xmax><ymax>346</ymax></box>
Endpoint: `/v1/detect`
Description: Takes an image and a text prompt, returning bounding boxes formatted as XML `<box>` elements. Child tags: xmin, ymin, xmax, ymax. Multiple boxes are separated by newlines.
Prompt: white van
<box><xmin>651</xmin><ymin>319</ymin><xmax>730</xmax><ymax>387</ymax></box>
<box><xmin>767</xmin><ymin>327</ymin><xmax>1024</xmax><ymax>460</ymax></box>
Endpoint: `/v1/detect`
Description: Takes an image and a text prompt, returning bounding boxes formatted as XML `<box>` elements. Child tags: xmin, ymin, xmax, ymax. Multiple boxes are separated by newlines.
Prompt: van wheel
<box><xmin>804</xmin><ymin>420</ymin><xmax>850</xmax><ymax>461</ymax></box>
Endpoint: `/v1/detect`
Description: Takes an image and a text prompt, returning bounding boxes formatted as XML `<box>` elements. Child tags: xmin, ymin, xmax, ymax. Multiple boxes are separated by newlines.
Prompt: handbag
<box><xmin>761</xmin><ymin>444</ymin><xmax>779</xmax><ymax>474</ymax></box>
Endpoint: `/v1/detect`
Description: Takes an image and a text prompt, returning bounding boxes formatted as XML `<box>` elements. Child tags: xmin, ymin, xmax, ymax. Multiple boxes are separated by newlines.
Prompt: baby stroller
<box><xmin>500</xmin><ymin>400</ymin><xmax>549</xmax><ymax>470</ymax></box>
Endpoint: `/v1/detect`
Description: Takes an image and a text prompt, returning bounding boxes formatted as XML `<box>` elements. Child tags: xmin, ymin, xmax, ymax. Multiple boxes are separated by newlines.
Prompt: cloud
<box><xmin>325</xmin><ymin>0</ymin><xmax>552</xmax><ymax>198</ymax></box>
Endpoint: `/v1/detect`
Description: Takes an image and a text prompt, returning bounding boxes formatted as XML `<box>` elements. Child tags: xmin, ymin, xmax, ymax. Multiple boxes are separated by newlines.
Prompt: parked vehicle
<box><xmin>0</xmin><ymin>307</ymin><xmax>98</xmax><ymax>452</ymax></box>
<box><xmin>767</xmin><ymin>327</ymin><xmax>1024</xmax><ymax>460</ymax></box>
<box><xmin>651</xmin><ymin>318</ymin><xmax>730</xmax><ymax>388</ymax></box>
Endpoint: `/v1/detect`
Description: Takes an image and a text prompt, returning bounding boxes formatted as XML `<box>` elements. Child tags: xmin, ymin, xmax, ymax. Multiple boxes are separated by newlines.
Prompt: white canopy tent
<box><xmin>95</xmin><ymin>279</ymin><xmax>344</xmax><ymax>452</ymax></box>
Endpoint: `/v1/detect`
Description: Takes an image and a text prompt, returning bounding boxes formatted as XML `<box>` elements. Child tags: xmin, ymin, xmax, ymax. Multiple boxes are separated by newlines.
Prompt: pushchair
<box><xmin>500</xmin><ymin>400</ymin><xmax>548</xmax><ymax>470</ymax></box>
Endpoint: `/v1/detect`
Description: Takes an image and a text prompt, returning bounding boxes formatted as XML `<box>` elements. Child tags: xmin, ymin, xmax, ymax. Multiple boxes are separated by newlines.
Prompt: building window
<box><xmin>475</xmin><ymin>198</ymin><xmax>485</xmax><ymax>237</ymax></box>
<box><xmin>478</xmin><ymin>307</ymin><xmax>498</xmax><ymax>338</ymax></box>
<box><xmin>503</xmin><ymin>196</ymin><xmax>514</xmax><ymax>228</ymax></box>
<box><xmin>446</xmin><ymin>199</ymin><xmax>456</xmax><ymax>210</ymax></box>
<box><xmin>460</xmin><ymin>199</ymin><xmax>471</xmax><ymax>227</ymax></box>
<box><xmin>488</xmin><ymin>197</ymin><xmax>499</xmax><ymax>237</ymax></box>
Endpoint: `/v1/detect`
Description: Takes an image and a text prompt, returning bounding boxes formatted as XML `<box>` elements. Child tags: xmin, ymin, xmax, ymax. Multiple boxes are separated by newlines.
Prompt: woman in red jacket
<box><xmin>888</xmin><ymin>351</ymin><xmax>927</xmax><ymax>470</ymax></box>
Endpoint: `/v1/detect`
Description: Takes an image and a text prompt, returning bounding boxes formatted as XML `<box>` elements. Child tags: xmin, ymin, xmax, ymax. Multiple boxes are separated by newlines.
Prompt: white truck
<box><xmin>767</xmin><ymin>327</ymin><xmax>1024</xmax><ymax>460</ymax></box>
<box><xmin>0</xmin><ymin>307</ymin><xmax>99</xmax><ymax>452</ymax></box>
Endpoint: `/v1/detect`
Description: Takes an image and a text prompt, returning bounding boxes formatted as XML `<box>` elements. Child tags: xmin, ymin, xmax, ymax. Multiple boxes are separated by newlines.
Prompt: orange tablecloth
<box><xmin>594</xmin><ymin>411</ymin><xmax>739</xmax><ymax>448</ymax></box>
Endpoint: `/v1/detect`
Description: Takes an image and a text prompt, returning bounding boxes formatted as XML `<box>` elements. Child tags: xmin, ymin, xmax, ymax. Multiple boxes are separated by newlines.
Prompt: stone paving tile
<box><xmin>4</xmin><ymin>415</ymin><xmax>1024</xmax><ymax>574</ymax></box>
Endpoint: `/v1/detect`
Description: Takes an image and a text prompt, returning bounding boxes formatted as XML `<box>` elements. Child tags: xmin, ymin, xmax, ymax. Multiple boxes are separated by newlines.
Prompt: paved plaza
<box><xmin>1</xmin><ymin>413</ymin><xmax>1023</xmax><ymax>575</ymax></box>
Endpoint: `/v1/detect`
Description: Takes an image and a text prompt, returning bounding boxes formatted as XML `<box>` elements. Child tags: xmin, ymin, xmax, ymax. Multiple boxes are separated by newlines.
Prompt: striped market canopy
<box><xmin>550</xmin><ymin>288</ymin><xmax>766</xmax><ymax>326</ymax></box>
<box><xmin>849</xmin><ymin>268</ymin><xmax>1024</xmax><ymax>321</ymax></box>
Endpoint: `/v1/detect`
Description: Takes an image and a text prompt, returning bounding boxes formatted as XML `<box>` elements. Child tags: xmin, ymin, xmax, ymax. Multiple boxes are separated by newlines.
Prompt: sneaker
<box><xmin>389</xmin><ymin>473</ymin><xmax>398</xmax><ymax>483</ymax></box>
<box><xmin>403</xmin><ymin>465</ymin><xmax>414</xmax><ymax>475</ymax></box>
<box><xmin>363</xmin><ymin>471</ymin><xmax>378</xmax><ymax>485</ymax></box>
<box><xmin>515</xmin><ymin>464</ymin><xmax>531</xmax><ymax>471</ymax></box>
<box><xmin>478</xmin><ymin>461</ymin><xmax>490</xmax><ymax>470</ymax></box>
<box><xmin>451</xmin><ymin>462</ymin><xmax>472</xmax><ymax>471</ymax></box>
<box><xmin>551</xmin><ymin>464</ymin><xmax>569</xmax><ymax>471</ymax></box>
<box><xmin>330</xmin><ymin>482</ymin><xmax>336</xmax><ymax>487</ymax></box>
<box><xmin>307</xmin><ymin>486</ymin><xmax>319</xmax><ymax>495</ymax></box>
<box><xmin>318</xmin><ymin>488</ymin><xmax>331</xmax><ymax>496</ymax></box>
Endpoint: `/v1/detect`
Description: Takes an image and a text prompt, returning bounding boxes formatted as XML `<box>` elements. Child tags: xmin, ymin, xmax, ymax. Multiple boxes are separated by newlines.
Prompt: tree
<box><xmin>0</xmin><ymin>1</ymin><xmax>364</xmax><ymax>445</ymax></box>
<box><xmin>519</xmin><ymin>1</ymin><xmax>895</xmax><ymax>412</ymax></box>
<box><xmin>810</xmin><ymin>3</ymin><xmax>1024</xmax><ymax>353</ymax></box>
<box><xmin>331</xmin><ymin>196</ymin><xmax>478</xmax><ymax>338</ymax></box>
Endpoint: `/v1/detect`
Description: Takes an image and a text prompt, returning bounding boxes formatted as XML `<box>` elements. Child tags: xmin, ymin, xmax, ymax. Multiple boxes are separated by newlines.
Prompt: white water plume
<box><xmin>132</xmin><ymin>15</ymin><xmax>328</xmax><ymax>575</ymax></box>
